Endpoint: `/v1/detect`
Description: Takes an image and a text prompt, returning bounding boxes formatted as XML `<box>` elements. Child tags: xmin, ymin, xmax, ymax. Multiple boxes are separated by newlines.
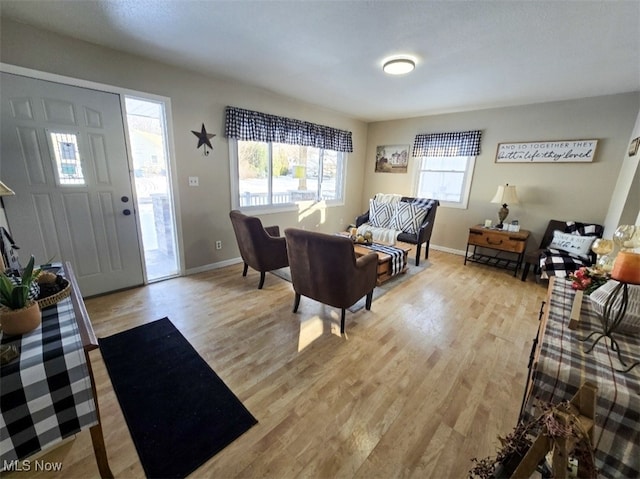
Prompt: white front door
<box><xmin>0</xmin><ymin>72</ymin><xmax>144</xmax><ymax>296</ymax></box>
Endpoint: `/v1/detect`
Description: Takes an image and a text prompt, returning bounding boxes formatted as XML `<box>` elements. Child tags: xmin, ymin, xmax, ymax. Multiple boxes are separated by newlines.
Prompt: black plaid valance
<box><xmin>412</xmin><ymin>130</ymin><xmax>482</xmax><ymax>157</ymax></box>
<box><xmin>225</xmin><ymin>106</ymin><xmax>353</xmax><ymax>152</ymax></box>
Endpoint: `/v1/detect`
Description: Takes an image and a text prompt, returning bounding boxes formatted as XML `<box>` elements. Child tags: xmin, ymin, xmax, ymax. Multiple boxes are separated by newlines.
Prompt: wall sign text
<box><xmin>495</xmin><ymin>140</ymin><xmax>598</xmax><ymax>163</ymax></box>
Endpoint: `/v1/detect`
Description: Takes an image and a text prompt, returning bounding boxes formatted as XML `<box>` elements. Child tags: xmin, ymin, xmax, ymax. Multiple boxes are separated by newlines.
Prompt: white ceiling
<box><xmin>1</xmin><ymin>0</ymin><xmax>639</xmax><ymax>122</ymax></box>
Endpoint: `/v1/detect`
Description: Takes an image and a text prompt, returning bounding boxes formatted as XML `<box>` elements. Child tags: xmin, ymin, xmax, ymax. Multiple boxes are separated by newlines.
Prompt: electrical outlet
<box><xmin>215</xmin><ymin>240</ymin><xmax>222</xmax><ymax>250</ymax></box>
<box><xmin>188</xmin><ymin>176</ymin><xmax>199</xmax><ymax>186</ymax></box>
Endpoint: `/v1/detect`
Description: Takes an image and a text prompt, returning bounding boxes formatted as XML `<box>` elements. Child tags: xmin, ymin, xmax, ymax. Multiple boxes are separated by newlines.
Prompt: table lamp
<box><xmin>0</xmin><ymin>180</ymin><xmax>14</xmax><ymax>197</ymax></box>
<box><xmin>591</xmin><ymin>238</ymin><xmax>614</xmax><ymax>271</ymax></box>
<box><xmin>490</xmin><ymin>184</ymin><xmax>519</xmax><ymax>228</ymax></box>
<box><xmin>583</xmin><ymin>251</ymin><xmax>640</xmax><ymax>372</ymax></box>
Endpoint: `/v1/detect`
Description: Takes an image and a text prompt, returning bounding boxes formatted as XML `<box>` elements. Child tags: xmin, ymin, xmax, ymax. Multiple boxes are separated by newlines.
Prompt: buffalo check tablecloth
<box><xmin>0</xmin><ymin>296</ymin><xmax>98</xmax><ymax>464</ymax></box>
<box><xmin>525</xmin><ymin>278</ymin><xmax>640</xmax><ymax>478</ymax></box>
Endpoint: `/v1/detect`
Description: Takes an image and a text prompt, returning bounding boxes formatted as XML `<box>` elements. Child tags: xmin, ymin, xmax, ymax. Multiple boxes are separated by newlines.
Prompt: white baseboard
<box><xmin>185</xmin><ymin>245</ymin><xmax>465</xmax><ymax>276</ymax></box>
<box><xmin>430</xmin><ymin>244</ymin><xmax>466</xmax><ymax>256</ymax></box>
<box><xmin>185</xmin><ymin>256</ymin><xmax>243</xmax><ymax>275</ymax></box>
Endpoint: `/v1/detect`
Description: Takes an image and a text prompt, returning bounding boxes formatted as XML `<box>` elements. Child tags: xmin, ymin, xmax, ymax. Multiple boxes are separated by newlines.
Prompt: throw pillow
<box><xmin>548</xmin><ymin>230</ymin><xmax>596</xmax><ymax>259</ymax></box>
<box><xmin>369</xmin><ymin>200</ymin><xmax>395</xmax><ymax>228</ymax></box>
<box><xmin>390</xmin><ymin>202</ymin><xmax>428</xmax><ymax>235</ymax></box>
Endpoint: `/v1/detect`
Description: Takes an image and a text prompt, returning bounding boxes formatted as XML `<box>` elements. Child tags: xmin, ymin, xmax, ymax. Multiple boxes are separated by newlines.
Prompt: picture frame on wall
<box><xmin>495</xmin><ymin>139</ymin><xmax>598</xmax><ymax>163</ymax></box>
<box><xmin>375</xmin><ymin>144</ymin><xmax>410</xmax><ymax>173</ymax></box>
<box><xmin>629</xmin><ymin>137</ymin><xmax>640</xmax><ymax>157</ymax></box>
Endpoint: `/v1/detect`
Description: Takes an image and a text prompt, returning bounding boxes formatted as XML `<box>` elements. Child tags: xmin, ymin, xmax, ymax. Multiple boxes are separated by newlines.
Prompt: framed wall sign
<box><xmin>375</xmin><ymin>144</ymin><xmax>409</xmax><ymax>173</ymax></box>
<box><xmin>495</xmin><ymin>139</ymin><xmax>598</xmax><ymax>163</ymax></box>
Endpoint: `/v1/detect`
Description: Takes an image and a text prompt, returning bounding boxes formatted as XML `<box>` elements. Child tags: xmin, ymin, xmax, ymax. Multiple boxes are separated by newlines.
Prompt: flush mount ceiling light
<box><xmin>383</xmin><ymin>57</ymin><xmax>416</xmax><ymax>75</ymax></box>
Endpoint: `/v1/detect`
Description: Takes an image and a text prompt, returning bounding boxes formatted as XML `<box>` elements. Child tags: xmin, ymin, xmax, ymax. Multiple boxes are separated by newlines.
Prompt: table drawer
<box><xmin>468</xmin><ymin>230</ymin><xmax>526</xmax><ymax>253</ymax></box>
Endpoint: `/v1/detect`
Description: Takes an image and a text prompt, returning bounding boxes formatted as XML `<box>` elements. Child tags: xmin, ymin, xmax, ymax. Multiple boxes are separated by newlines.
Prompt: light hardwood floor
<box><xmin>11</xmin><ymin>249</ymin><xmax>548</xmax><ymax>478</ymax></box>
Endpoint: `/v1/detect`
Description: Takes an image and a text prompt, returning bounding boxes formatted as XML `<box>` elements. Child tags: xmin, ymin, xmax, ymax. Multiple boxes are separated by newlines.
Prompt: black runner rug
<box><xmin>99</xmin><ymin>318</ymin><xmax>257</xmax><ymax>478</ymax></box>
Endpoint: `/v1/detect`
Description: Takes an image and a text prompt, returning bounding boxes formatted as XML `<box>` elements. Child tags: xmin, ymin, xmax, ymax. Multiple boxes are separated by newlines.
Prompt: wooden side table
<box><xmin>464</xmin><ymin>225</ymin><xmax>530</xmax><ymax>277</ymax></box>
<box><xmin>0</xmin><ymin>262</ymin><xmax>112</xmax><ymax>478</ymax></box>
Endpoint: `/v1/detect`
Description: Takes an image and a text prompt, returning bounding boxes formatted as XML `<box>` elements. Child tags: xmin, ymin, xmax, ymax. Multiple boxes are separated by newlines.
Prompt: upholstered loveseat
<box><xmin>521</xmin><ymin>220</ymin><xmax>604</xmax><ymax>281</ymax></box>
<box><xmin>355</xmin><ymin>194</ymin><xmax>439</xmax><ymax>266</ymax></box>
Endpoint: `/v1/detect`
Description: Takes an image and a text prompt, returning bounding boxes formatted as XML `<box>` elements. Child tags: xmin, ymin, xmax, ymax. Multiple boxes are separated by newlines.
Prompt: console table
<box><xmin>0</xmin><ymin>262</ymin><xmax>112</xmax><ymax>477</ymax></box>
<box><xmin>464</xmin><ymin>225</ymin><xmax>530</xmax><ymax>276</ymax></box>
<box><xmin>521</xmin><ymin>277</ymin><xmax>640</xmax><ymax>478</ymax></box>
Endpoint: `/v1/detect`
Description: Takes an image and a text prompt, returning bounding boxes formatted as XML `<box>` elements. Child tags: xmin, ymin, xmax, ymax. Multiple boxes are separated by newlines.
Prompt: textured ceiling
<box><xmin>1</xmin><ymin>0</ymin><xmax>639</xmax><ymax>121</ymax></box>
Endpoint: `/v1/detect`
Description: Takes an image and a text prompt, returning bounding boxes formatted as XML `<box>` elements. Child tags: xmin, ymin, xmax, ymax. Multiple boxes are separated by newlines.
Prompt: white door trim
<box><xmin>0</xmin><ymin>62</ymin><xmax>185</xmax><ymax>277</ymax></box>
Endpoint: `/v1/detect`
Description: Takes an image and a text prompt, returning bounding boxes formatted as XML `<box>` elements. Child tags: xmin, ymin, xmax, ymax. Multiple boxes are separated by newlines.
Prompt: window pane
<box><xmin>321</xmin><ymin>150</ymin><xmax>339</xmax><ymax>201</ymax></box>
<box><xmin>235</xmin><ymin>140</ymin><xmax>344</xmax><ymax>207</ymax></box>
<box><xmin>49</xmin><ymin>132</ymin><xmax>85</xmax><ymax>185</ymax></box>
<box><xmin>238</xmin><ymin>141</ymin><xmax>269</xmax><ymax>206</ymax></box>
<box><xmin>418</xmin><ymin>171</ymin><xmax>464</xmax><ymax>202</ymax></box>
<box><xmin>423</xmin><ymin>156</ymin><xmax>467</xmax><ymax>172</ymax></box>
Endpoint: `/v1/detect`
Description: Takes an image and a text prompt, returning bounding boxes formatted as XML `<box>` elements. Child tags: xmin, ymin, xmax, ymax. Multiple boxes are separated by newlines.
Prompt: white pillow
<box><xmin>369</xmin><ymin>200</ymin><xmax>395</xmax><ymax>228</ymax></box>
<box><xmin>390</xmin><ymin>202</ymin><xmax>428</xmax><ymax>235</ymax></box>
<box><xmin>548</xmin><ymin>230</ymin><xmax>596</xmax><ymax>259</ymax></box>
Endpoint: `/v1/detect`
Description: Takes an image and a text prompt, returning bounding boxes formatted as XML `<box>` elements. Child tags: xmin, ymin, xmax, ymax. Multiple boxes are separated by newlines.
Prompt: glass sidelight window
<box><xmin>124</xmin><ymin>96</ymin><xmax>179</xmax><ymax>282</ymax></box>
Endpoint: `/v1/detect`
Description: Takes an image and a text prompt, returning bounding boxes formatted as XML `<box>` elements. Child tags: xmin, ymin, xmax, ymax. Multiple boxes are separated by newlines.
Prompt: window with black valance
<box><xmin>412</xmin><ymin>130</ymin><xmax>482</xmax><ymax>157</ymax></box>
<box><xmin>225</xmin><ymin>106</ymin><xmax>353</xmax><ymax>153</ymax></box>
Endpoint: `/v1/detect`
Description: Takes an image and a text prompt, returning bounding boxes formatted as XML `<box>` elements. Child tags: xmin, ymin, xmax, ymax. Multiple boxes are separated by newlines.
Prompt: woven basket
<box><xmin>589</xmin><ymin>280</ymin><xmax>640</xmax><ymax>334</ymax></box>
<box><xmin>37</xmin><ymin>279</ymin><xmax>71</xmax><ymax>309</ymax></box>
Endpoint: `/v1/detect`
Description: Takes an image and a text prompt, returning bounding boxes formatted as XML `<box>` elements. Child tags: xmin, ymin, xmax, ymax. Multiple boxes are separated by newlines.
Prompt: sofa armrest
<box><xmin>355</xmin><ymin>252</ymin><xmax>379</xmax><ymax>289</ymax></box>
<box><xmin>355</xmin><ymin>251</ymin><xmax>377</xmax><ymax>269</ymax></box>
<box><xmin>416</xmin><ymin>200</ymin><xmax>439</xmax><ymax>243</ymax></box>
<box><xmin>264</xmin><ymin>225</ymin><xmax>280</xmax><ymax>237</ymax></box>
<box><xmin>355</xmin><ymin>211</ymin><xmax>370</xmax><ymax>227</ymax></box>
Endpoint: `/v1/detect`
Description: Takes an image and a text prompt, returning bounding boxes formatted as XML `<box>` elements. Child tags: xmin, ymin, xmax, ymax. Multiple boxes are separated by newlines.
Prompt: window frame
<box><xmin>229</xmin><ymin>139</ymin><xmax>346</xmax><ymax>213</ymax></box>
<box><xmin>413</xmin><ymin>154</ymin><xmax>476</xmax><ymax>209</ymax></box>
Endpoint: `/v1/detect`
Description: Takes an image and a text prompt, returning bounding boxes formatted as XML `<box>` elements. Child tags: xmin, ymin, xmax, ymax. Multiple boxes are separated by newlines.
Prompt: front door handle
<box><xmin>123</xmin><ymin>209</ymin><xmax>131</xmax><ymax>216</ymax></box>
<box><xmin>121</xmin><ymin>196</ymin><xmax>129</xmax><ymax>203</ymax></box>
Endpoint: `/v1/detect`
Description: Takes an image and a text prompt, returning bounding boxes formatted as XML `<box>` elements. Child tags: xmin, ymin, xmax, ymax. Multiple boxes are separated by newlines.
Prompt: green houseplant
<box><xmin>0</xmin><ymin>255</ymin><xmax>42</xmax><ymax>335</ymax></box>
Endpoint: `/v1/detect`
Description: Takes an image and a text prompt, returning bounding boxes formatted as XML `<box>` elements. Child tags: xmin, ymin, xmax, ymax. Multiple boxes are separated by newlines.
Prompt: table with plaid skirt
<box><xmin>0</xmin><ymin>296</ymin><xmax>98</xmax><ymax>465</ymax></box>
<box><xmin>525</xmin><ymin>278</ymin><xmax>640</xmax><ymax>478</ymax></box>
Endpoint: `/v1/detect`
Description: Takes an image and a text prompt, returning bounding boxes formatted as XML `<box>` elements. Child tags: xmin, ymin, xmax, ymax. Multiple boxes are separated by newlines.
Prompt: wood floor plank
<box><xmin>3</xmin><ymin>250</ymin><xmax>547</xmax><ymax>478</ymax></box>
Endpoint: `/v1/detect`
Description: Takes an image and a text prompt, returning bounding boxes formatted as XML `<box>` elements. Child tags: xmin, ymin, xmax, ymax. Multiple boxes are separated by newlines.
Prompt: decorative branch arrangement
<box><xmin>469</xmin><ymin>383</ymin><xmax>598</xmax><ymax>479</ymax></box>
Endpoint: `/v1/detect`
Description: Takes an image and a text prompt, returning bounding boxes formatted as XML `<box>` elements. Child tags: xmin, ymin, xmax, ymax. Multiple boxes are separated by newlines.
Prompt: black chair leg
<box><xmin>521</xmin><ymin>262</ymin><xmax>531</xmax><ymax>282</ymax></box>
<box><xmin>293</xmin><ymin>293</ymin><xmax>301</xmax><ymax>313</ymax></box>
<box><xmin>340</xmin><ymin>308</ymin><xmax>346</xmax><ymax>334</ymax></box>
<box><xmin>425</xmin><ymin>241</ymin><xmax>430</xmax><ymax>260</ymax></box>
<box><xmin>242</xmin><ymin>263</ymin><xmax>248</xmax><ymax>277</ymax></box>
<box><xmin>415</xmin><ymin>243</ymin><xmax>421</xmax><ymax>266</ymax></box>
<box><xmin>365</xmin><ymin>291</ymin><xmax>373</xmax><ymax>310</ymax></box>
<box><xmin>258</xmin><ymin>271</ymin><xmax>265</xmax><ymax>289</ymax></box>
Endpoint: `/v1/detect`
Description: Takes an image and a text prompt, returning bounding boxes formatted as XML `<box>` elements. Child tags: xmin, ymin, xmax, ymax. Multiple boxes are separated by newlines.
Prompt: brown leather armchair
<box><xmin>229</xmin><ymin>210</ymin><xmax>289</xmax><ymax>289</ymax></box>
<box><xmin>284</xmin><ymin>228</ymin><xmax>378</xmax><ymax>334</ymax></box>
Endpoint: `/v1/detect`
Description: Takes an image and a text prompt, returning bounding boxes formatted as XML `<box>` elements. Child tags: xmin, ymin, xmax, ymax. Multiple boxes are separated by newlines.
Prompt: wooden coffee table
<box><xmin>352</xmin><ymin>241</ymin><xmax>412</xmax><ymax>285</ymax></box>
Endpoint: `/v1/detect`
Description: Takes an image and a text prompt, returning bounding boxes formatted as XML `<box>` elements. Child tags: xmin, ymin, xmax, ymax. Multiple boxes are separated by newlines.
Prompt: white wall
<box><xmin>363</xmin><ymin>95</ymin><xmax>640</xmax><ymax>253</ymax></box>
<box><xmin>0</xmin><ymin>18</ymin><xmax>368</xmax><ymax>271</ymax></box>
<box><xmin>603</xmin><ymin>109</ymin><xmax>640</xmax><ymax>237</ymax></box>
<box><xmin>2</xmin><ymin>17</ymin><xmax>639</xmax><ymax>269</ymax></box>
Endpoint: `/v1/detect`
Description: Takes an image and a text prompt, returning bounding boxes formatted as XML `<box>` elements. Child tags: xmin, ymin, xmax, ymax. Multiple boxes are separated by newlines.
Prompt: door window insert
<box><xmin>47</xmin><ymin>131</ymin><xmax>85</xmax><ymax>185</ymax></box>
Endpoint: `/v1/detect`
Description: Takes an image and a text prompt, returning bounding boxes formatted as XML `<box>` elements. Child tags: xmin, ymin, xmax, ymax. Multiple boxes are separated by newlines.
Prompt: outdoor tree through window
<box><xmin>236</xmin><ymin>140</ymin><xmax>344</xmax><ymax>208</ymax></box>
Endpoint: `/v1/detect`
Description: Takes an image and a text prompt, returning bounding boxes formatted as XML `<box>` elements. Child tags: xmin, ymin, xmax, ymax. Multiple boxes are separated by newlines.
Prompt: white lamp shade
<box><xmin>0</xmin><ymin>180</ymin><xmax>14</xmax><ymax>196</ymax></box>
<box><xmin>491</xmin><ymin>184</ymin><xmax>519</xmax><ymax>205</ymax></box>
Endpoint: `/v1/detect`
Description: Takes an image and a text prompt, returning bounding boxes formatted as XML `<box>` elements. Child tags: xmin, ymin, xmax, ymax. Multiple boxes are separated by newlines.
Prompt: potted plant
<box><xmin>0</xmin><ymin>255</ymin><xmax>42</xmax><ymax>335</ymax></box>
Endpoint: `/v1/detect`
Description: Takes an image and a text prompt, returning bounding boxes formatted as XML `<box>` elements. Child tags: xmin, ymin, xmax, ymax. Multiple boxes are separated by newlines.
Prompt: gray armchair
<box><xmin>284</xmin><ymin>228</ymin><xmax>378</xmax><ymax>334</ymax></box>
<box><xmin>229</xmin><ymin>210</ymin><xmax>289</xmax><ymax>289</ymax></box>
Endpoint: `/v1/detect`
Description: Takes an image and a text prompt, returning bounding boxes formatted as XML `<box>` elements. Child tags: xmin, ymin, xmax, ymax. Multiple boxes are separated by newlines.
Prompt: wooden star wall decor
<box><xmin>191</xmin><ymin>123</ymin><xmax>216</xmax><ymax>156</ymax></box>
